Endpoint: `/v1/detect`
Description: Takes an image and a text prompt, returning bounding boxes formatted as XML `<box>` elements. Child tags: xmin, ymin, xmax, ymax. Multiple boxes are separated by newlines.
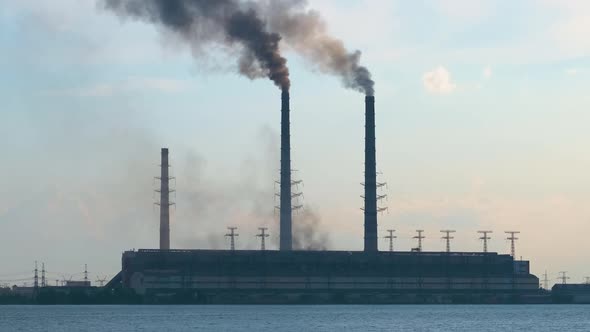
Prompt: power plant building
<box><xmin>114</xmin><ymin>93</ymin><xmax>540</xmax><ymax>304</ymax></box>
<box><xmin>120</xmin><ymin>249</ymin><xmax>539</xmax><ymax>303</ymax></box>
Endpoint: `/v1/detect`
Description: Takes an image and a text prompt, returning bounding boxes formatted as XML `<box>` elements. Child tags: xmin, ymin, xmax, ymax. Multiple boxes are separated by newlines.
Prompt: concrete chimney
<box><xmin>159</xmin><ymin>148</ymin><xmax>170</xmax><ymax>250</ymax></box>
<box><xmin>279</xmin><ymin>90</ymin><xmax>293</xmax><ymax>251</ymax></box>
<box><xmin>364</xmin><ymin>96</ymin><xmax>378</xmax><ymax>252</ymax></box>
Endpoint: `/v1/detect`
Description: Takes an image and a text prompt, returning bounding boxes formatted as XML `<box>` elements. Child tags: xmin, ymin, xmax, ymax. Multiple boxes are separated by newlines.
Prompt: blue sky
<box><xmin>1</xmin><ymin>0</ymin><xmax>589</xmax><ymax>286</ymax></box>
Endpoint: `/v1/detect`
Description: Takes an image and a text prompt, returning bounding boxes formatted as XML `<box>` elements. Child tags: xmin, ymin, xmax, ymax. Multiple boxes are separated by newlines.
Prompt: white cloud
<box><xmin>482</xmin><ymin>66</ymin><xmax>493</xmax><ymax>79</ymax></box>
<box><xmin>422</xmin><ymin>66</ymin><xmax>457</xmax><ymax>94</ymax></box>
<box><xmin>565</xmin><ymin>68</ymin><xmax>579</xmax><ymax>76</ymax></box>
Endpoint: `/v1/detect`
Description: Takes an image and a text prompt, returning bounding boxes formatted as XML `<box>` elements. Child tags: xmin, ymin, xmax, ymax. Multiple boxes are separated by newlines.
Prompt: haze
<box><xmin>1</xmin><ymin>0</ymin><xmax>589</xmax><ymax>287</ymax></box>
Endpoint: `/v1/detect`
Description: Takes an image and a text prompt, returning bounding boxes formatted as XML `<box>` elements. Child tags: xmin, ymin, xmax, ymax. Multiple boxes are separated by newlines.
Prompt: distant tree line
<box><xmin>0</xmin><ymin>287</ymin><xmax>142</xmax><ymax>305</ymax></box>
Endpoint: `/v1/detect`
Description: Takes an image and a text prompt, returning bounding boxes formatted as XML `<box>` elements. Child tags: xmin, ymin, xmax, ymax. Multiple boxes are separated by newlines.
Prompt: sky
<box><xmin>1</xmin><ymin>0</ymin><xmax>589</xmax><ymax>287</ymax></box>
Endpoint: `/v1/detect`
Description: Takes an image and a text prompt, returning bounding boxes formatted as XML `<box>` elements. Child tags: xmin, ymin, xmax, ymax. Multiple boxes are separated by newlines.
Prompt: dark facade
<box><xmin>121</xmin><ymin>249</ymin><xmax>539</xmax><ymax>304</ymax></box>
<box><xmin>279</xmin><ymin>90</ymin><xmax>292</xmax><ymax>251</ymax></box>
<box><xmin>552</xmin><ymin>284</ymin><xmax>590</xmax><ymax>304</ymax></box>
<box><xmin>363</xmin><ymin>96</ymin><xmax>378</xmax><ymax>252</ymax></box>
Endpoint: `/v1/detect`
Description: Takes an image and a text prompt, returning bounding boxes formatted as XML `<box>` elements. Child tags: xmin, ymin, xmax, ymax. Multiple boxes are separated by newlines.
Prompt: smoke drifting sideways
<box><xmin>262</xmin><ymin>0</ymin><xmax>374</xmax><ymax>96</ymax></box>
<box><xmin>101</xmin><ymin>0</ymin><xmax>374</xmax><ymax>96</ymax></box>
<box><xmin>102</xmin><ymin>0</ymin><xmax>290</xmax><ymax>91</ymax></box>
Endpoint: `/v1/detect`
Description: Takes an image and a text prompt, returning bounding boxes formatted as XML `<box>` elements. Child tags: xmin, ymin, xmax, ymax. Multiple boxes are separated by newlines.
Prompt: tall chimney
<box><xmin>364</xmin><ymin>96</ymin><xmax>378</xmax><ymax>252</ymax></box>
<box><xmin>279</xmin><ymin>90</ymin><xmax>293</xmax><ymax>251</ymax></box>
<box><xmin>159</xmin><ymin>148</ymin><xmax>170</xmax><ymax>250</ymax></box>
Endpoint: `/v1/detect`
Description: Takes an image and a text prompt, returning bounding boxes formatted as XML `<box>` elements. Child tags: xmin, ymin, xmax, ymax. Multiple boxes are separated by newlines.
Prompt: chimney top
<box><xmin>281</xmin><ymin>90</ymin><xmax>290</xmax><ymax>110</ymax></box>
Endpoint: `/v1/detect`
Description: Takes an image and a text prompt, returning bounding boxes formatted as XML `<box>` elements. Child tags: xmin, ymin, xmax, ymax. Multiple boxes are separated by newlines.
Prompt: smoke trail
<box><xmin>175</xmin><ymin>126</ymin><xmax>278</xmax><ymax>250</ymax></box>
<box><xmin>293</xmin><ymin>208</ymin><xmax>330</xmax><ymax>250</ymax></box>
<box><xmin>262</xmin><ymin>0</ymin><xmax>375</xmax><ymax>96</ymax></box>
<box><xmin>102</xmin><ymin>0</ymin><xmax>373</xmax><ymax>94</ymax></box>
<box><xmin>102</xmin><ymin>0</ymin><xmax>290</xmax><ymax>91</ymax></box>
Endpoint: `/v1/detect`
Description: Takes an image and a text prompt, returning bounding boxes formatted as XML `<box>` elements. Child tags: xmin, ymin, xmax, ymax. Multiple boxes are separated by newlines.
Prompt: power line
<box><xmin>0</xmin><ymin>271</ymin><xmax>32</xmax><ymax>277</ymax></box>
<box><xmin>60</xmin><ymin>274</ymin><xmax>73</xmax><ymax>286</ymax></box>
<box><xmin>0</xmin><ymin>277</ymin><xmax>34</xmax><ymax>283</ymax></box>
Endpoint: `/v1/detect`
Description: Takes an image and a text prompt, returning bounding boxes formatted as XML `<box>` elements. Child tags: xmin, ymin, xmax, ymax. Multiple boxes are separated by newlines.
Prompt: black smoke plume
<box><xmin>101</xmin><ymin>0</ymin><xmax>374</xmax><ymax>95</ymax></box>
<box><xmin>262</xmin><ymin>0</ymin><xmax>374</xmax><ymax>96</ymax></box>
<box><xmin>102</xmin><ymin>0</ymin><xmax>290</xmax><ymax>91</ymax></box>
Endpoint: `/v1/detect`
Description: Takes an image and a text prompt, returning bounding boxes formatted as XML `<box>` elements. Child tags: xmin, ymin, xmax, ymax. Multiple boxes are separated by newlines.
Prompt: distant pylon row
<box><xmin>383</xmin><ymin>229</ymin><xmax>521</xmax><ymax>256</ymax></box>
<box><xmin>225</xmin><ymin>226</ymin><xmax>271</xmax><ymax>251</ymax></box>
<box><xmin>29</xmin><ymin>262</ymin><xmax>98</xmax><ymax>288</ymax></box>
<box><xmin>541</xmin><ymin>271</ymin><xmax>590</xmax><ymax>288</ymax></box>
<box><xmin>224</xmin><ymin>226</ymin><xmax>522</xmax><ymax>255</ymax></box>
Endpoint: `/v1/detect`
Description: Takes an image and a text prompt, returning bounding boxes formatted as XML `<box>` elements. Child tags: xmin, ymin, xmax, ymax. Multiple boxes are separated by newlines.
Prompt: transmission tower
<box><xmin>274</xmin><ymin>170</ymin><xmax>305</xmax><ymax>251</ymax></box>
<box><xmin>478</xmin><ymin>231</ymin><xmax>492</xmax><ymax>253</ymax></box>
<box><xmin>384</xmin><ymin>229</ymin><xmax>396</xmax><ymax>252</ymax></box>
<box><xmin>361</xmin><ymin>175</ymin><xmax>388</xmax><ymax>213</ymax></box>
<box><xmin>441</xmin><ymin>230</ymin><xmax>456</xmax><ymax>253</ymax></box>
<box><xmin>225</xmin><ymin>227</ymin><xmax>239</xmax><ymax>251</ymax></box>
<box><xmin>413</xmin><ymin>230</ymin><xmax>425</xmax><ymax>252</ymax></box>
<box><xmin>33</xmin><ymin>261</ymin><xmax>39</xmax><ymax>289</ymax></box>
<box><xmin>558</xmin><ymin>271</ymin><xmax>570</xmax><ymax>285</ymax></box>
<box><xmin>542</xmin><ymin>271</ymin><xmax>549</xmax><ymax>290</ymax></box>
<box><xmin>95</xmin><ymin>276</ymin><xmax>108</xmax><ymax>287</ymax></box>
<box><xmin>505</xmin><ymin>231</ymin><xmax>520</xmax><ymax>257</ymax></box>
<box><xmin>41</xmin><ymin>263</ymin><xmax>46</xmax><ymax>287</ymax></box>
<box><xmin>61</xmin><ymin>274</ymin><xmax>73</xmax><ymax>287</ymax></box>
<box><xmin>256</xmin><ymin>227</ymin><xmax>270</xmax><ymax>251</ymax></box>
<box><xmin>376</xmin><ymin>171</ymin><xmax>388</xmax><ymax>215</ymax></box>
<box><xmin>84</xmin><ymin>264</ymin><xmax>88</xmax><ymax>285</ymax></box>
<box><xmin>291</xmin><ymin>177</ymin><xmax>304</xmax><ymax>213</ymax></box>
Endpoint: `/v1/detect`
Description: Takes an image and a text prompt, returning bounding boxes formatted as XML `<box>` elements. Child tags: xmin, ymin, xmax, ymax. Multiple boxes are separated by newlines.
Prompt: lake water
<box><xmin>0</xmin><ymin>305</ymin><xmax>589</xmax><ymax>331</ymax></box>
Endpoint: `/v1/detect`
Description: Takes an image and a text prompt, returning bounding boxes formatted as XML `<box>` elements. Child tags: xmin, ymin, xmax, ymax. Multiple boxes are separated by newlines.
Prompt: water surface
<box><xmin>1</xmin><ymin>305</ymin><xmax>588</xmax><ymax>331</ymax></box>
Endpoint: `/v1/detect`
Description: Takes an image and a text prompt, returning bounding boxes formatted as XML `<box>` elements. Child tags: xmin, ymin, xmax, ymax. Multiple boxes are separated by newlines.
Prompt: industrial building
<box><xmin>113</xmin><ymin>92</ymin><xmax>540</xmax><ymax>304</ymax></box>
<box><xmin>120</xmin><ymin>249</ymin><xmax>538</xmax><ymax>304</ymax></box>
<box><xmin>552</xmin><ymin>284</ymin><xmax>590</xmax><ymax>304</ymax></box>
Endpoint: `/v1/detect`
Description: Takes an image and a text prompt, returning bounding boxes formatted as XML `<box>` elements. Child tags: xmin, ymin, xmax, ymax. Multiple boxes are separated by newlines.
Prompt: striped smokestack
<box><xmin>364</xmin><ymin>96</ymin><xmax>378</xmax><ymax>252</ymax></box>
<box><xmin>159</xmin><ymin>148</ymin><xmax>170</xmax><ymax>250</ymax></box>
<box><xmin>280</xmin><ymin>90</ymin><xmax>292</xmax><ymax>251</ymax></box>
